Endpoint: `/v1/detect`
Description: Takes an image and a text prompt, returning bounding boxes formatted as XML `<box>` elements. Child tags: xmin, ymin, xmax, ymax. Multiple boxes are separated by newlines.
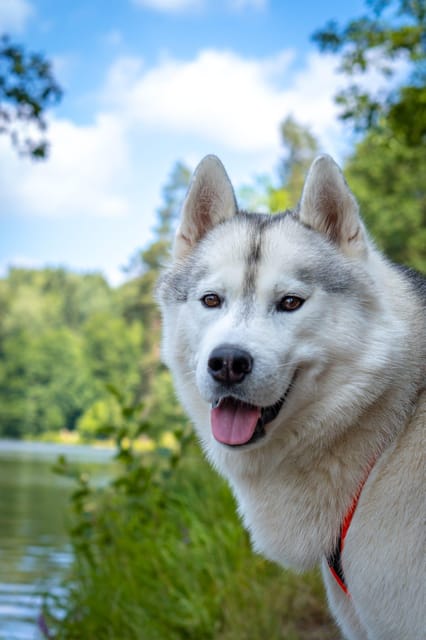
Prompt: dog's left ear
<box><xmin>174</xmin><ymin>155</ymin><xmax>238</xmax><ymax>260</ymax></box>
<box><xmin>298</xmin><ymin>155</ymin><xmax>367</xmax><ymax>257</ymax></box>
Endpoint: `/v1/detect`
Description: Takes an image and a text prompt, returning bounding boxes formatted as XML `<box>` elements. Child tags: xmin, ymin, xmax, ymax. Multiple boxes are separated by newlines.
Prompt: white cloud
<box><xmin>0</xmin><ymin>113</ymin><xmax>135</xmax><ymax>218</ymax></box>
<box><xmin>0</xmin><ymin>0</ymin><xmax>34</xmax><ymax>33</ymax></box>
<box><xmin>102</xmin><ymin>49</ymin><xmax>342</xmax><ymax>154</ymax></box>
<box><xmin>101</xmin><ymin>47</ymin><xmax>409</xmax><ymax>161</ymax></box>
<box><xmin>0</xmin><ymin>47</ymin><xmax>349</xmax><ymax>222</ymax></box>
<box><xmin>6</xmin><ymin>45</ymin><xmax>404</xmax><ymax>224</ymax></box>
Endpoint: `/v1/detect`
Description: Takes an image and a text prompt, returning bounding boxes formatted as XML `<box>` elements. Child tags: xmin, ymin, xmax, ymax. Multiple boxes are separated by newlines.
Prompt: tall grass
<box><xmin>47</xmin><ymin>392</ymin><xmax>338</xmax><ymax>639</ymax></box>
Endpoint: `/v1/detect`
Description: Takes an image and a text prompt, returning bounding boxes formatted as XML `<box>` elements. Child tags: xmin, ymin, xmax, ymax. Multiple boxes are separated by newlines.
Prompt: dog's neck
<box><xmin>209</xmin><ymin>395</ymin><xmax>411</xmax><ymax>571</ymax></box>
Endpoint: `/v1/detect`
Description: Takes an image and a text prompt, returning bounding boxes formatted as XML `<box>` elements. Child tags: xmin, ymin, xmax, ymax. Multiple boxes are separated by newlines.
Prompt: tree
<box><xmin>239</xmin><ymin>118</ymin><xmax>320</xmax><ymax>214</ymax></box>
<box><xmin>313</xmin><ymin>0</ymin><xmax>425</xmax><ymax>270</ymax></box>
<box><xmin>82</xmin><ymin>312</ymin><xmax>143</xmax><ymax>396</ymax></box>
<box><xmin>122</xmin><ymin>160</ymin><xmax>191</xmax><ymax>327</ymax></box>
<box><xmin>126</xmin><ymin>161</ymin><xmax>191</xmax><ymax>276</ymax></box>
<box><xmin>345</xmin><ymin>127</ymin><xmax>426</xmax><ymax>271</ymax></box>
<box><xmin>0</xmin><ymin>324</ymin><xmax>92</xmax><ymax>437</ymax></box>
<box><xmin>0</xmin><ymin>268</ymin><xmax>140</xmax><ymax>437</ymax></box>
<box><xmin>0</xmin><ymin>35</ymin><xmax>62</xmax><ymax>158</ymax></box>
<box><xmin>118</xmin><ymin>161</ymin><xmax>192</xmax><ymax>427</ymax></box>
<box><xmin>312</xmin><ymin>0</ymin><xmax>426</xmax><ymax>145</ymax></box>
<box><xmin>278</xmin><ymin>116</ymin><xmax>319</xmax><ymax>204</ymax></box>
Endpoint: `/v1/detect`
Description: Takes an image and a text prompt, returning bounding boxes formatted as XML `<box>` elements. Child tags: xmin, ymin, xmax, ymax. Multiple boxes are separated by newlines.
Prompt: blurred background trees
<box><xmin>314</xmin><ymin>0</ymin><xmax>425</xmax><ymax>270</ymax></box>
<box><xmin>312</xmin><ymin>0</ymin><xmax>425</xmax><ymax>144</ymax></box>
<box><xmin>0</xmin><ymin>34</ymin><xmax>62</xmax><ymax>158</ymax></box>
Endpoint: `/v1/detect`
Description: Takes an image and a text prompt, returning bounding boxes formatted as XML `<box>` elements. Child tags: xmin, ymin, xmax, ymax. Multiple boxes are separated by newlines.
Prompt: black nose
<box><xmin>208</xmin><ymin>345</ymin><xmax>253</xmax><ymax>385</ymax></box>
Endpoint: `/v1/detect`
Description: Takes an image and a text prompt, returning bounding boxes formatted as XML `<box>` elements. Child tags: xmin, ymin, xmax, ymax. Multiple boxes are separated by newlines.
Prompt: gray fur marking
<box><xmin>395</xmin><ymin>264</ymin><xmax>426</xmax><ymax>305</ymax></box>
<box><xmin>296</xmin><ymin>265</ymin><xmax>358</xmax><ymax>295</ymax></box>
<box><xmin>158</xmin><ymin>259</ymin><xmax>209</xmax><ymax>303</ymax></box>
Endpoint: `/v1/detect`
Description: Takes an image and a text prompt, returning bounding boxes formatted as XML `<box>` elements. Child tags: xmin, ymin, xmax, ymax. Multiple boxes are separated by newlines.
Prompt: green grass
<box><xmin>48</xmin><ymin>443</ymin><xmax>339</xmax><ymax>640</ymax></box>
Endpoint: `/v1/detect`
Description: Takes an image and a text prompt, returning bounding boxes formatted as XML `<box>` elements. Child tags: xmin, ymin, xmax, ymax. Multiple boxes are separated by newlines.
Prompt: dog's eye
<box><xmin>201</xmin><ymin>293</ymin><xmax>222</xmax><ymax>308</ymax></box>
<box><xmin>277</xmin><ymin>296</ymin><xmax>304</xmax><ymax>312</ymax></box>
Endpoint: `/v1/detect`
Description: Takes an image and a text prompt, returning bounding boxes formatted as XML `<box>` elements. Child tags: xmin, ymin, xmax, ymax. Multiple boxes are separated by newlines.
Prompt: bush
<box><xmin>46</xmin><ymin>392</ymin><xmax>336</xmax><ymax>639</ymax></box>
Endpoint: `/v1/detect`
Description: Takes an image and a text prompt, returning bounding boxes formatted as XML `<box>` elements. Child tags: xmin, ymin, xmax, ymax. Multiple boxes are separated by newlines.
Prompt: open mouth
<box><xmin>210</xmin><ymin>380</ymin><xmax>294</xmax><ymax>447</ymax></box>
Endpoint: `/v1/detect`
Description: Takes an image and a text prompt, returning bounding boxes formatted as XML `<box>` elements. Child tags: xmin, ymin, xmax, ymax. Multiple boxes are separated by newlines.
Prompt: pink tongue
<box><xmin>211</xmin><ymin>399</ymin><xmax>261</xmax><ymax>445</ymax></box>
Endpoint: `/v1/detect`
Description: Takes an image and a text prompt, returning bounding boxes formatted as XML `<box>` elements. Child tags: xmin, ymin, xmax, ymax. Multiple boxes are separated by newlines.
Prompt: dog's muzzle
<box><xmin>207</xmin><ymin>344</ymin><xmax>296</xmax><ymax>447</ymax></box>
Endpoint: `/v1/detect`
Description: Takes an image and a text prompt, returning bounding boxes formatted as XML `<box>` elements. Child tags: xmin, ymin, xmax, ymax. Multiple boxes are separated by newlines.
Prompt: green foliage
<box><xmin>345</xmin><ymin>126</ymin><xmax>426</xmax><ymax>271</ymax></box>
<box><xmin>238</xmin><ymin>174</ymin><xmax>291</xmax><ymax>213</ymax></box>
<box><xmin>155</xmin><ymin>161</ymin><xmax>192</xmax><ymax>243</ymax></box>
<box><xmin>77</xmin><ymin>396</ymin><xmax>122</xmax><ymax>442</ymax></box>
<box><xmin>82</xmin><ymin>313</ymin><xmax>143</xmax><ymax>395</ymax></box>
<box><xmin>312</xmin><ymin>0</ymin><xmax>426</xmax><ymax>144</ymax></box>
<box><xmin>0</xmin><ymin>322</ymin><xmax>91</xmax><ymax>437</ymax></box>
<box><xmin>46</xmin><ymin>391</ymin><xmax>335</xmax><ymax>640</ymax></box>
<box><xmin>0</xmin><ymin>268</ymin><xmax>144</xmax><ymax>437</ymax></box>
<box><xmin>278</xmin><ymin>116</ymin><xmax>319</xmax><ymax>203</ymax></box>
<box><xmin>0</xmin><ymin>34</ymin><xmax>62</xmax><ymax>158</ymax></box>
<box><xmin>118</xmin><ymin>161</ymin><xmax>192</xmax><ymax>413</ymax></box>
<box><xmin>146</xmin><ymin>368</ymin><xmax>188</xmax><ymax>434</ymax></box>
<box><xmin>239</xmin><ymin>118</ymin><xmax>319</xmax><ymax>214</ymax></box>
<box><xmin>312</xmin><ymin>0</ymin><xmax>425</xmax><ymax>271</ymax></box>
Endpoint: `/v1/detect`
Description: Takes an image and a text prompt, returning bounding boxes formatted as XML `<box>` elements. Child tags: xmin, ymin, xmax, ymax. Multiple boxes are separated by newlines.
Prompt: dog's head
<box><xmin>157</xmin><ymin>155</ymin><xmax>383</xmax><ymax>456</ymax></box>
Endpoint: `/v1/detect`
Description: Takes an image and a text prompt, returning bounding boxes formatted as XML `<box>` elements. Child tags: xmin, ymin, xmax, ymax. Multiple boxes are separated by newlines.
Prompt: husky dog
<box><xmin>157</xmin><ymin>154</ymin><xmax>425</xmax><ymax>640</ymax></box>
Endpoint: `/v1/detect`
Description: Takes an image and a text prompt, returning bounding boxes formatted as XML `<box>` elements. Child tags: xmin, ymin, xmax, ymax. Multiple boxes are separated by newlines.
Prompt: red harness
<box><xmin>327</xmin><ymin>462</ymin><xmax>376</xmax><ymax>596</ymax></box>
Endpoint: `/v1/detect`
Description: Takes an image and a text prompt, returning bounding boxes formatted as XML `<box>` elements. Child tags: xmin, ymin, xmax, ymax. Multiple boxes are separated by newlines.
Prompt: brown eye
<box><xmin>277</xmin><ymin>296</ymin><xmax>304</xmax><ymax>312</ymax></box>
<box><xmin>201</xmin><ymin>293</ymin><xmax>222</xmax><ymax>308</ymax></box>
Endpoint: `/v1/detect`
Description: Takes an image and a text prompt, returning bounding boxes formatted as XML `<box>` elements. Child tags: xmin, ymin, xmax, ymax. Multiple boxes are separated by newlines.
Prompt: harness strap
<box><xmin>327</xmin><ymin>461</ymin><xmax>377</xmax><ymax>596</ymax></box>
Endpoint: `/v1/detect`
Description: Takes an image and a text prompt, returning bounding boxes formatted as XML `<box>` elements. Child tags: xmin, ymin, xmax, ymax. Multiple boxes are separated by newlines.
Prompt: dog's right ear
<box><xmin>174</xmin><ymin>155</ymin><xmax>238</xmax><ymax>260</ymax></box>
<box><xmin>297</xmin><ymin>154</ymin><xmax>367</xmax><ymax>257</ymax></box>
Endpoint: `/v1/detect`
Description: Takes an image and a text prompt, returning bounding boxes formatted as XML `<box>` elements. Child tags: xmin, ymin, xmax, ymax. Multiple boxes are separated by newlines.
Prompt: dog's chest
<box><xmin>231</xmin><ymin>470</ymin><xmax>339</xmax><ymax>571</ymax></box>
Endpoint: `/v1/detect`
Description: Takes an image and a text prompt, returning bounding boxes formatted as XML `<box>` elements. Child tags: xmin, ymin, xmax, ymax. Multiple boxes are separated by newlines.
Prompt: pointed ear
<box><xmin>174</xmin><ymin>155</ymin><xmax>238</xmax><ymax>260</ymax></box>
<box><xmin>298</xmin><ymin>154</ymin><xmax>367</xmax><ymax>257</ymax></box>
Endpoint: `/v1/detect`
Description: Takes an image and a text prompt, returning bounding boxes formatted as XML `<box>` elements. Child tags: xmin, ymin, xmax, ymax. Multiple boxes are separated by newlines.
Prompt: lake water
<box><xmin>0</xmin><ymin>441</ymin><xmax>113</xmax><ymax>640</ymax></box>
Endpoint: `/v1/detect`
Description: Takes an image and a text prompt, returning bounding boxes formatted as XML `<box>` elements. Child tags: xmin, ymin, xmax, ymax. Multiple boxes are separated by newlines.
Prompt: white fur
<box><xmin>157</xmin><ymin>155</ymin><xmax>426</xmax><ymax>639</ymax></box>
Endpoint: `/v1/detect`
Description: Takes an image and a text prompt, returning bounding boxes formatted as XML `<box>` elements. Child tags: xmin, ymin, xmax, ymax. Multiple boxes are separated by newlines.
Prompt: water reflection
<box><xmin>0</xmin><ymin>441</ymin><xmax>113</xmax><ymax>640</ymax></box>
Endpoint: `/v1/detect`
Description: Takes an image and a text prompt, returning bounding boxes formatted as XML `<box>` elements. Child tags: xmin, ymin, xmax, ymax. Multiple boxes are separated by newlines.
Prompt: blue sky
<box><xmin>1</xmin><ymin>0</ymin><xmax>374</xmax><ymax>284</ymax></box>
